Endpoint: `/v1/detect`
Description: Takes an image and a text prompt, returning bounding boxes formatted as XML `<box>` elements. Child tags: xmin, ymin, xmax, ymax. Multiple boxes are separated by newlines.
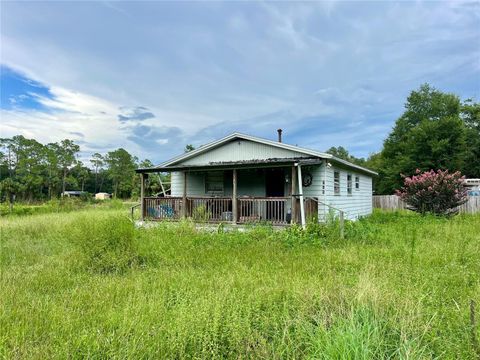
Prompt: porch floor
<box><xmin>134</xmin><ymin>220</ymin><xmax>290</xmax><ymax>232</ymax></box>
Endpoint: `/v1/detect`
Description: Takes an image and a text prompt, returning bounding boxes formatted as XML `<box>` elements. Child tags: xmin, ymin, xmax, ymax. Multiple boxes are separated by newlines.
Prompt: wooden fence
<box><xmin>373</xmin><ymin>195</ymin><xmax>480</xmax><ymax>214</ymax></box>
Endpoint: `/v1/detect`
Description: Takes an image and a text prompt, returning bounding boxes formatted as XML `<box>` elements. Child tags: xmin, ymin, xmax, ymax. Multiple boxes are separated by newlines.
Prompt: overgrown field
<box><xmin>0</xmin><ymin>198</ymin><xmax>130</xmax><ymax>217</ymax></box>
<box><xmin>1</xmin><ymin>209</ymin><xmax>479</xmax><ymax>359</ymax></box>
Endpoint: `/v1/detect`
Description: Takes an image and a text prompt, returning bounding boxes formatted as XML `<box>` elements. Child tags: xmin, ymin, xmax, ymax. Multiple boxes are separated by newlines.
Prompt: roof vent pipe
<box><xmin>277</xmin><ymin>128</ymin><xmax>283</xmax><ymax>143</ymax></box>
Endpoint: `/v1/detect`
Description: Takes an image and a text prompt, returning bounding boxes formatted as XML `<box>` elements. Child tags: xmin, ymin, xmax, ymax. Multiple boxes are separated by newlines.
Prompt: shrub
<box><xmin>192</xmin><ymin>204</ymin><xmax>210</xmax><ymax>222</ymax></box>
<box><xmin>73</xmin><ymin>213</ymin><xmax>138</xmax><ymax>274</ymax></box>
<box><xmin>396</xmin><ymin>169</ymin><xmax>467</xmax><ymax>215</ymax></box>
<box><xmin>281</xmin><ymin>219</ymin><xmax>339</xmax><ymax>247</ymax></box>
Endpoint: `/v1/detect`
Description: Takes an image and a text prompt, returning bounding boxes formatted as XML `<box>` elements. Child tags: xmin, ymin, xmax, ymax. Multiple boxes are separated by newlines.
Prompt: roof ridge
<box><xmin>151</xmin><ymin>131</ymin><xmax>377</xmax><ymax>175</ymax></box>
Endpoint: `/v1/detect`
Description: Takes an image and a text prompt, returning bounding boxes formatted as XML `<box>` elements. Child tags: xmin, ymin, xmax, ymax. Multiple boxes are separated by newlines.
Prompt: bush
<box><xmin>73</xmin><ymin>213</ymin><xmax>138</xmax><ymax>274</ymax></box>
<box><xmin>396</xmin><ymin>169</ymin><xmax>467</xmax><ymax>215</ymax></box>
<box><xmin>192</xmin><ymin>204</ymin><xmax>210</xmax><ymax>222</ymax></box>
<box><xmin>281</xmin><ymin>219</ymin><xmax>341</xmax><ymax>247</ymax></box>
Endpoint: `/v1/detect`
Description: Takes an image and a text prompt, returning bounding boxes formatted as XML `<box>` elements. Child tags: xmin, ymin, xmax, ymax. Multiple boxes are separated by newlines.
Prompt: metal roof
<box><xmin>136</xmin><ymin>132</ymin><xmax>378</xmax><ymax>175</ymax></box>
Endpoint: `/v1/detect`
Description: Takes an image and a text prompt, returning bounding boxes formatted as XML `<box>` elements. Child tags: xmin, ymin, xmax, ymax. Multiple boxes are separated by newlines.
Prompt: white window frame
<box><xmin>355</xmin><ymin>176</ymin><xmax>360</xmax><ymax>190</ymax></box>
<box><xmin>347</xmin><ymin>174</ymin><xmax>352</xmax><ymax>195</ymax></box>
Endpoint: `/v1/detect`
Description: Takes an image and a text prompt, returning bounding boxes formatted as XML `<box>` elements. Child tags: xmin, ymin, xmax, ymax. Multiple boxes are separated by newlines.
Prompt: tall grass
<box><xmin>0</xmin><ymin>209</ymin><xmax>479</xmax><ymax>358</ymax></box>
<box><xmin>0</xmin><ymin>198</ymin><xmax>126</xmax><ymax>217</ymax></box>
<box><xmin>72</xmin><ymin>213</ymin><xmax>138</xmax><ymax>274</ymax></box>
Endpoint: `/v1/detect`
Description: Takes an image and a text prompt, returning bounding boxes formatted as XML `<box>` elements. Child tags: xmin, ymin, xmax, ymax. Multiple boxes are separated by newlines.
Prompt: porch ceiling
<box><xmin>136</xmin><ymin>157</ymin><xmax>322</xmax><ymax>173</ymax></box>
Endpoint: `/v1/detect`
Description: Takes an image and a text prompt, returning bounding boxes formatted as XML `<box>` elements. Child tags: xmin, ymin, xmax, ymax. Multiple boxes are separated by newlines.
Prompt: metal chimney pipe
<box><xmin>277</xmin><ymin>128</ymin><xmax>283</xmax><ymax>143</ymax></box>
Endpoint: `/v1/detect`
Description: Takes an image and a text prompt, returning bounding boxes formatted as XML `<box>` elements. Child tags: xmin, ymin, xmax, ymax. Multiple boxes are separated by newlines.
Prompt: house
<box><xmin>136</xmin><ymin>130</ymin><xmax>377</xmax><ymax>226</ymax></box>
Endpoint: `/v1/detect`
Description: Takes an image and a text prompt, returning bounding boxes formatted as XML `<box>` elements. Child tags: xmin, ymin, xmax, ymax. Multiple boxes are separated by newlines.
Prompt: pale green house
<box><xmin>136</xmin><ymin>131</ymin><xmax>377</xmax><ymax>226</ymax></box>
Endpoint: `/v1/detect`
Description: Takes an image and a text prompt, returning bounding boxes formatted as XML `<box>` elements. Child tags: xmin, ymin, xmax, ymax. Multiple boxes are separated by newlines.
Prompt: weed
<box><xmin>1</xmin><ymin>209</ymin><xmax>479</xmax><ymax>358</ymax></box>
<box><xmin>72</xmin><ymin>213</ymin><xmax>138</xmax><ymax>274</ymax></box>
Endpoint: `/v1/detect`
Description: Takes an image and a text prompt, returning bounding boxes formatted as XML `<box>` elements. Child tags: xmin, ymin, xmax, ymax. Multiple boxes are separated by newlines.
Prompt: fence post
<box><xmin>339</xmin><ymin>211</ymin><xmax>344</xmax><ymax>239</ymax></box>
<box><xmin>471</xmin><ymin>300</ymin><xmax>480</xmax><ymax>358</ymax></box>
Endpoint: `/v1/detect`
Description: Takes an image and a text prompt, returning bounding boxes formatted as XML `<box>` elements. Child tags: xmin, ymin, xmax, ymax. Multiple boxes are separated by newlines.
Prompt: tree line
<box><xmin>327</xmin><ymin>84</ymin><xmax>480</xmax><ymax>194</ymax></box>
<box><xmin>0</xmin><ymin>138</ymin><xmax>167</xmax><ymax>201</ymax></box>
<box><xmin>1</xmin><ymin>84</ymin><xmax>478</xmax><ymax>201</ymax></box>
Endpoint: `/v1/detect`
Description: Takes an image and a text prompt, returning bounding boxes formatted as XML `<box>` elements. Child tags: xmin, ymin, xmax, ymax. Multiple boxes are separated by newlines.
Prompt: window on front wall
<box><xmin>322</xmin><ymin>180</ymin><xmax>325</xmax><ymax>195</ymax></box>
<box><xmin>347</xmin><ymin>174</ymin><xmax>352</xmax><ymax>195</ymax></box>
<box><xmin>205</xmin><ymin>172</ymin><xmax>223</xmax><ymax>194</ymax></box>
<box><xmin>334</xmin><ymin>171</ymin><xmax>340</xmax><ymax>195</ymax></box>
<box><xmin>355</xmin><ymin>176</ymin><xmax>360</xmax><ymax>190</ymax></box>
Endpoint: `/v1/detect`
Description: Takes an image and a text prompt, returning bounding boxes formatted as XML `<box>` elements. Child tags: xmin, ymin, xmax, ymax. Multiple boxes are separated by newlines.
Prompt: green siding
<box><xmin>172</xmin><ymin>169</ymin><xmax>267</xmax><ymax>197</ymax></box>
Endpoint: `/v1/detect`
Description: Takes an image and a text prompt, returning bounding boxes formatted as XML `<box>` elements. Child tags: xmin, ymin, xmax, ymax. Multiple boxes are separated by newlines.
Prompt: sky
<box><xmin>1</xmin><ymin>1</ymin><xmax>479</xmax><ymax>165</ymax></box>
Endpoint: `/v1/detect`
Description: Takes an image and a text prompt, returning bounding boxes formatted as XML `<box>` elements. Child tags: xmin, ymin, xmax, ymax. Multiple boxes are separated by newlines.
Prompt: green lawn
<box><xmin>1</xmin><ymin>209</ymin><xmax>479</xmax><ymax>359</ymax></box>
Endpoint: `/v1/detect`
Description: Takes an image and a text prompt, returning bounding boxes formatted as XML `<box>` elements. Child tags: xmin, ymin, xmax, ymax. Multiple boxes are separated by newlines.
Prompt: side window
<box><xmin>347</xmin><ymin>174</ymin><xmax>352</xmax><ymax>195</ymax></box>
<box><xmin>355</xmin><ymin>176</ymin><xmax>360</xmax><ymax>190</ymax></box>
<box><xmin>322</xmin><ymin>180</ymin><xmax>325</xmax><ymax>195</ymax></box>
<box><xmin>334</xmin><ymin>171</ymin><xmax>340</xmax><ymax>195</ymax></box>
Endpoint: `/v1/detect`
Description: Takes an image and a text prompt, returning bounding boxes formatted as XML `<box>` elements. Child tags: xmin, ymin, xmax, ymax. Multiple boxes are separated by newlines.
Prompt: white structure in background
<box><xmin>95</xmin><ymin>192</ymin><xmax>111</xmax><ymax>200</ymax></box>
<box><xmin>61</xmin><ymin>191</ymin><xmax>86</xmax><ymax>197</ymax></box>
<box><xmin>464</xmin><ymin>179</ymin><xmax>480</xmax><ymax>196</ymax></box>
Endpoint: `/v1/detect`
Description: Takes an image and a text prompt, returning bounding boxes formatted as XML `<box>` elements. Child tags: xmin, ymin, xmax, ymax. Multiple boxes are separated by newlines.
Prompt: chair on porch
<box><xmin>147</xmin><ymin>204</ymin><xmax>175</xmax><ymax>219</ymax></box>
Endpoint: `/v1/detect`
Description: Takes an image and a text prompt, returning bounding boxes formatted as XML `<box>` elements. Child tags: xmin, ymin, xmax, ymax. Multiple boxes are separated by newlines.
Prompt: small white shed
<box><xmin>95</xmin><ymin>192</ymin><xmax>111</xmax><ymax>200</ymax></box>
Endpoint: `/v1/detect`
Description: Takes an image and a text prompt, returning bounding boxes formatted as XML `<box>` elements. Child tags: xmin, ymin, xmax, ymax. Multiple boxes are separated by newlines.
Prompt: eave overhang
<box><xmin>136</xmin><ymin>157</ymin><xmax>321</xmax><ymax>173</ymax></box>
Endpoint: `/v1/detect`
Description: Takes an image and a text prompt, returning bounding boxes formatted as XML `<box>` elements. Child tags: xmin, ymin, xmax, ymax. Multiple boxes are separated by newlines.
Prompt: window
<box><xmin>205</xmin><ymin>172</ymin><xmax>223</xmax><ymax>194</ymax></box>
<box><xmin>334</xmin><ymin>171</ymin><xmax>340</xmax><ymax>195</ymax></box>
<box><xmin>322</xmin><ymin>180</ymin><xmax>325</xmax><ymax>195</ymax></box>
<box><xmin>347</xmin><ymin>174</ymin><xmax>352</xmax><ymax>195</ymax></box>
<box><xmin>355</xmin><ymin>176</ymin><xmax>360</xmax><ymax>190</ymax></box>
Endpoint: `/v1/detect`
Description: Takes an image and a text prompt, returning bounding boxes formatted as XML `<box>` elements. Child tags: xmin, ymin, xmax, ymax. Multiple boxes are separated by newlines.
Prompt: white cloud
<box><xmin>1</xmin><ymin>1</ymin><xmax>478</xmax><ymax>162</ymax></box>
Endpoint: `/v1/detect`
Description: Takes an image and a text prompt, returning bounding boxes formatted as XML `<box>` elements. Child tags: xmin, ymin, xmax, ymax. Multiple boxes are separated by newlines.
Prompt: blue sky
<box><xmin>1</xmin><ymin>1</ymin><xmax>479</xmax><ymax>164</ymax></box>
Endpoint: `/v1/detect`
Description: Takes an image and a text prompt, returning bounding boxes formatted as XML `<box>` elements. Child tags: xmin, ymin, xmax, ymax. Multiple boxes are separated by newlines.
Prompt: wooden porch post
<box><xmin>297</xmin><ymin>164</ymin><xmax>306</xmax><ymax>229</ymax></box>
<box><xmin>182</xmin><ymin>171</ymin><xmax>187</xmax><ymax>218</ymax></box>
<box><xmin>232</xmin><ymin>169</ymin><xmax>238</xmax><ymax>223</ymax></box>
<box><xmin>140</xmin><ymin>173</ymin><xmax>145</xmax><ymax>221</ymax></box>
<box><xmin>291</xmin><ymin>166</ymin><xmax>297</xmax><ymax>223</ymax></box>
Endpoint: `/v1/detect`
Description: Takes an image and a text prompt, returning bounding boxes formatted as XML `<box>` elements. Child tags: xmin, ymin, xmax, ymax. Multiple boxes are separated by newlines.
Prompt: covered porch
<box><xmin>137</xmin><ymin>162</ymin><xmax>319</xmax><ymax>226</ymax></box>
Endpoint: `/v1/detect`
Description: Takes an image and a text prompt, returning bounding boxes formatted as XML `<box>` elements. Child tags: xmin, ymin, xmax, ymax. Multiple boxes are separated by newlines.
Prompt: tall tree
<box><xmin>54</xmin><ymin>140</ymin><xmax>80</xmax><ymax>194</ymax></box>
<box><xmin>105</xmin><ymin>148</ymin><xmax>137</xmax><ymax>198</ymax></box>
<box><xmin>91</xmin><ymin>152</ymin><xmax>104</xmax><ymax>193</ymax></box>
<box><xmin>461</xmin><ymin>99</ymin><xmax>480</xmax><ymax>178</ymax></box>
<box><xmin>0</xmin><ymin>138</ymin><xmax>17</xmax><ymax>179</ymax></box>
<box><xmin>45</xmin><ymin>143</ymin><xmax>61</xmax><ymax>199</ymax></box>
<box><xmin>12</xmin><ymin>136</ymin><xmax>47</xmax><ymax>200</ymax></box>
<box><xmin>326</xmin><ymin>146</ymin><xmax>366</xmax><ymax>166</ymax></box>
<box><xmin>72</xmin><ymin>162</ymin><xmax>90</xmax><ymax>192</ymax></box>
<box><xmin>377</xmin><ymin>84</ymin><xmax>468</xmax><ymax>194</ymax></box>
<box><xmin>0</xmin><ymin>177</ymin><xmax>20</xmax><ymax>212</ymax></box>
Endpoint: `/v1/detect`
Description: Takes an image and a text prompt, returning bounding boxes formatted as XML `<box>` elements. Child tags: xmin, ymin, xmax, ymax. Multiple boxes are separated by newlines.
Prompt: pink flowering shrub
<box><xmin>396</xmin><ymin>169</ymin><xmax>467</xmax><ymax>215</ymax></box>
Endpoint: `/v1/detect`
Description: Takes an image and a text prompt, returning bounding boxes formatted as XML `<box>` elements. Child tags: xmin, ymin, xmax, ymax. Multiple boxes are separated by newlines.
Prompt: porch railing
<box><xmin>143</xmin><ymin>196</ymin><xmax>318</xmax><ymax>226</ymax></box>
<box><xmin>144</xmin><ymin>196</ymin><xmax>183</xmax><ymax>220</ymax></box>
<box><xmin>188</xmin><ymin>197</ymin><xmax>232</xmax><ymax>222</ymax></box>
<box><xmin>238</xmin><ymin>197</ymin><xmax>290</xmax><ymax>225</ymax></box>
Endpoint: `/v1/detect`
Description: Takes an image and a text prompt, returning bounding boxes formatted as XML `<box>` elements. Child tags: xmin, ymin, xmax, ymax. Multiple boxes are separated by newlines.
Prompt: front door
<box><xmin>265</xmin><ymin>169</ymin><xmax>285</xmax><ymax>221</ymax></box>
<box><xmin>266</xmin><ymin>169</ymin><xmax>285</xmax><ymax>197</ymax></box>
